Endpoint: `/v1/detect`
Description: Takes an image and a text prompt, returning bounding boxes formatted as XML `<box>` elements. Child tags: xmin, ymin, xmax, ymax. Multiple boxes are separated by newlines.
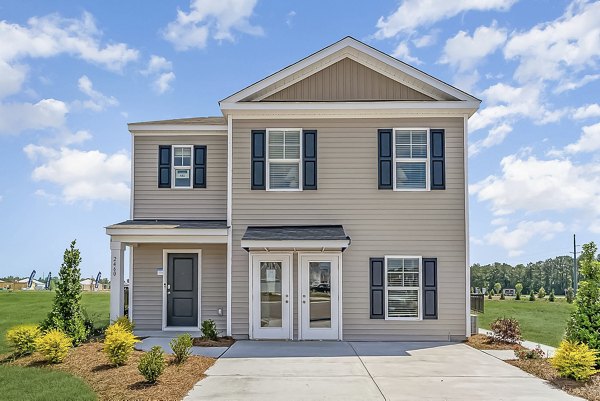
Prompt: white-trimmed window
<box><xmin>385</xmin><ymin>256</ymin><xmax>422</xmax><ymax>319</ymax></box>
<box><xmin>394</xmin><ymin>129</ymin><xmax>429</xmax><ymax>190</ymax></box>
<box><xmin>267</xmin><ymin>129</ymin><xmax>302</xmax><ymax>191</ymax></box>
<box><xmin>172</xmin><ymin>145</ymin><xmax>193</xmax><ymax>188</ymax></box>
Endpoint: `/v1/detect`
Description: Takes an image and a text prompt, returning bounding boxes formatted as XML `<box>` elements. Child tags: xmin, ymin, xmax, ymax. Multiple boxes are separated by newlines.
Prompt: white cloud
<box><xmin>439</xmin><ymin>23</ymin><xmax>507</xmax><ymax>72</ymax></box>
<box><xmin>25</xmin><ymin>144</ymin><xmax>130</xmax><ymax>204</ymax></box>
<box><xmin>391</xmin><ymin>41</ymin><xmax>422</xmax><ymax>65</ymax></box>
<box><xmin>163</xmin><ymin>0</ymin><xmax>263</xmax><ymax>51</ymax></box>
<box><xmin>374</xmin><ymin>0</ymin><xmax>516</xmax><ymax>38</ymax></box>
<box><xmin>573</xmin><ymin>103</ymin><xmax>600</xmax><ymax>120</ymax></box>
<box><xmin>471</xmin><ymin>154</ymin><xmax>600</xmax><ymax>217</ymax></box>
<box><xmin>286</xmin><ymin>11</ymin><xmax>296</xmax><ymax>28</ymax></box>
<box><xmin>75</xmin><ymin>75</ymin><xmax>118</xmax><ymax>111</ymax></box>
<box><xmin>0</xmin><ymin>61</ymin><xmax>27</xmax><ymax>99</ymax></box>
<box><xmin>563</xmin><ymin>122</ymin><xmax>600</xmax><ymax>154</ymax></box>
<box><xmin>0</xmin><ymin>99</ymin><xmax>68</xmax><ymax>135</ymax></box>
<box><xmin>469</xmin><ymin>123</ymin><xmax>512</xmax><ymax>156</ymax></box>
<box><xmin>141</xmin><ymin>56</ymin><xmax>176</xmax><ymax>94</ymax></box>
<box><xmin>485</xmin><ymin>220</ymin><xmax>565</xmax><ymax>257</ymax></box>
<box><xmin>412</xmin><ymin>31</ymin><xmax>438</xmax><ymax>48</ymax></box>
<box><xmin>153</xmin><ymin>72</ymin><xmax>176</xmax><ymax>94</ymax></box>
<box><xmin>504</xmin><ymin>1</ymin><xmax>600</xmax><ymax>84</ymax></box>
<box><xmin>554</xmin><ymin>74</ymin><xmax>600</xmax><ymax>94</ymax></box>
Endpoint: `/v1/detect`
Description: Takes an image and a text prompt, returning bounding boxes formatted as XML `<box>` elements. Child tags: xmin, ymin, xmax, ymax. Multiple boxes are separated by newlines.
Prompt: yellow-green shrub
<box><xmin>6</xmin><ymin>325</ymin><xmax>40</xmax><ymax>356</ymax></box>
<box><xmin>551</xmin><ymin>340</ymin><xmax>598</xmax><ymax>381</ymax></box>
<box><xmin>103</xmin><ymin>323</ymin><xmax>139</xmax><ymax>366</ymax></box>
<box><xmin>113</xmin><ymin>316</ymin><xmax>135</xmax><ymax>333</ymax></box>
<box><xmin>35</xmin><ymin>329</ymin><xmax>71</xmax><ymax>363</ymax></box>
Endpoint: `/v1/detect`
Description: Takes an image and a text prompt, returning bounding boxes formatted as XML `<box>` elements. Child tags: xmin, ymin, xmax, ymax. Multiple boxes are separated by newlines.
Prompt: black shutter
<box><xmin>158</xmin><ymin>145</ymin><xmax>171</xmax><ymax>188</ymax></box>
<box><xmin>193</xmin><ymin>145</ymin><xmax>206</xmax><ymax>188</ymax></box>
<box><xmin>303</xmin><ymin>130</ymin><xmax>317</xmax><ymax>190</ymax></box>
<box><xmin>378</xmin><ymin>129</ymin><xmax>393</xmax><ymax>189</ymax></box>
<box><xmin>430</xmin><ymin>129</ymin><xmax>445</xmax><ymax>190</ymax></box>
<box><xmin>370</xmin><ymin>258</ymin><xmax>385</xmax><ymax>319</ymax></box>
<box><xmin>422</xmin><ymin>258</ymin><xmax>438</xmax><ymax>319</ymax></box>
<box><xmin>251</xmin><ymin>130</ymin><xmax>266</xmax><ymax>190</ymax></box>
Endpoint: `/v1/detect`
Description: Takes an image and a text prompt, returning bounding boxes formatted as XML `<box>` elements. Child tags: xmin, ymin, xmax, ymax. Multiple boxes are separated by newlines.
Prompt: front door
<box><xmin>167</xmin><ymin>253</ymin><xmax>198</xmax><ymax>327</ymax></box>
<box><xmin>251</xmin><ymin>254</ymin><xmax>292</xmax><ymax>339</ymax></box>
<box><xmin>300</xmin><ymin>254</ymin><xmax>340</xmax><ymax>340</ymax></box>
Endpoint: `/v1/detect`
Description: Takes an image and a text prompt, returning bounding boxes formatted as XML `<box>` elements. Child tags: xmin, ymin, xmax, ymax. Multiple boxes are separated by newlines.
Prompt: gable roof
<box><xmin>220</xmin><ymin>36</ymin><xmax>480</xmax><ymax>106</ymax></box>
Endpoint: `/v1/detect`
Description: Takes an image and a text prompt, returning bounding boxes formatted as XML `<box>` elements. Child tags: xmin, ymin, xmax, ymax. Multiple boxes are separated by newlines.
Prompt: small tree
<box><xmin>494</xmin><ymin>283</ymin><xmax>502</xmax><ymax>296</ymax></box>
<box><xmin>566</xmin><ymin>242</ymin><xmax>600</xmax><ymax>352</ymax></box>
<box><xmin>40</xmin><ymin>240</ymin><xmax>89</xmax><ymax>345</ymax></box>
<box><xmin>529</xmin><ymin>290</ymin><xmax>536</xmax><ymax>301</ymax></box>
<box><xmin>488</xmin><ymin>292</ymin><xmax>493</xmax><ymax>300</ymax></box>
<box><xmin>538</xmin><ymin>286</ymin><xmax>546</xmax><ymax>299</ymax></box>
<box><xmin>566</xmin><ymin>287</ymin><xmax>575</xmax><ymax>304</ymax></box>
<box><xmin>515</xmin><ymin>283</ymin><xmax>523</xmax><ymax>300</ymax></box>
<box><xmin>549</xmin><ymin>289</ymin><xmax>555</xmax><ymax>302</ymax></box>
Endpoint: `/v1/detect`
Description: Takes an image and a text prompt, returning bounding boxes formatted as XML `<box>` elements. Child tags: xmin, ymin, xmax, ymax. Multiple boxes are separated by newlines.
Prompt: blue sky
<box><xmin>1</xmin><ymin>0</ymin><xmax>599</xmax><ymax>278</ymax></box>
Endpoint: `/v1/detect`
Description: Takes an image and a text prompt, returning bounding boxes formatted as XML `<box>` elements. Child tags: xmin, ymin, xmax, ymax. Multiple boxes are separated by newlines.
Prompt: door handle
<box><xmin>167</xmin><ymin>291</ymin><xmax>171</xmax><ymax>295</ymax></box>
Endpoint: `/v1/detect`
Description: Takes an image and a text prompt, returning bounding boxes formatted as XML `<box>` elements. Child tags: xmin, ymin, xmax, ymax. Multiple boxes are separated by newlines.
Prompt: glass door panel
<box><xmin>308</xmin><ymin>262</ymin><xmax>332</xmax><ymax>328</ymax></box>
<box><xmin>260</xmin><ymin>261</ymin><xmax>282</xmax><ymax>328</ymax></box>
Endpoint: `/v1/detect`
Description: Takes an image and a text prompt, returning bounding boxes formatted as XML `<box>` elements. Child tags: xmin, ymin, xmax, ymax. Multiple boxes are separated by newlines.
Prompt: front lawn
<box><xmin>0</xmin><ymin>291</ymin><xmax>109</xmax><ymax>355</ymax></box>
<box><xmin>477</xmin><ymin>297</ymin><xmax>575</xmax><ymax>347</ymax></box>
<box><xmin>0</xmin><ymin>365</ymin><xmax>96</xmax><ymax>401</ymax></box>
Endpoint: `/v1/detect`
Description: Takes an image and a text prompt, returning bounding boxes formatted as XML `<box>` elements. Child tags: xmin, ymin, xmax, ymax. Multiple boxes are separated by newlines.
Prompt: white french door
<box><xmin>251</xmin><ymin>253</ymin><xmax>292</xmax><ymax>339</ymax></box>
<box><xmin>299</xmin><ymin>253</ymin><xmax>340</xmax><ymax>340</ymax></box>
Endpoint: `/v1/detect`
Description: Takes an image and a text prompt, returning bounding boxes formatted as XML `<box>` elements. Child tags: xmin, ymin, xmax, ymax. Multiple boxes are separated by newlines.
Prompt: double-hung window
<box><xmin>267</xmin><ymin>129</ymin><xmax>302</xmax><ymax>191</ymax></box>
<box><xmin>385</xmin><ymin>256</ymin><xmax>422</xmax><ymax>319</ymax></box>
<box><xmin>173</xmin><ymin>145</ymin><xmax>193</xmax><ymax>188</ymax></box>
<box><xmin>394</xmin><ymin>129</ymin><xmax>429</xmax><ymax>190</ymax></box>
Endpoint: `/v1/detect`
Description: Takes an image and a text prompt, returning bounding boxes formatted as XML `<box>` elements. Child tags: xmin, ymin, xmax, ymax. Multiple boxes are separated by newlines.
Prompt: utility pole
<box><xmin>572</xmin><ymin>234</ymin><xmax>579</xmax><ymax>294</ymax></box>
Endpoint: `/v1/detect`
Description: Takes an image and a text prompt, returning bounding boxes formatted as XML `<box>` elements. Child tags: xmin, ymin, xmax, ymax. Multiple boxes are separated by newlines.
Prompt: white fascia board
<box><xmin>240</xmin><ymin>239</ymin><xmax>350</xmax><ymax>249</ymax></box>
<box><xmin>106</xmin><ymin>227</ymin><xmax>228</xmax><ymax>237</ymax></box>
<box><xmin>128</xmin><ymin>124</ymin><xmax>227</xmax><ymax>132</ymax></box>
<box><xmin>222</xmin><ymin>100</ymin><xmax>480</xmax><ymax>111</ymax></box>
<box><xmin>110</xmin><ymin>235</ymin><xmax>227</xmax><ymax>244</ymax></box>
<box><xmin>221</xmin><ymin>37</ymin><xmax>479</xmax><ymax>105</ymax></box>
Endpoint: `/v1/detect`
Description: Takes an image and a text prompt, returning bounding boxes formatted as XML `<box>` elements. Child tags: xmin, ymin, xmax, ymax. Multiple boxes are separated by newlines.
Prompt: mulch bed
<box><xmin>192</xmin><ymin>336</ymin><xmax>235</xmax><ymax>347</ymax></box>
<box><xmin>466</xmin><ymin>334</ymin><xmax>526</xmax><ymax>351</ymax></box>
<box><xmin>6</xmin><ymin>341</ymin><xmax>215</xmax><ymax>401</ymax></box>
<box><xmin>509</xmin><ymin>359</ymin><xmax>600</xmax><ymax>401</ymax></box>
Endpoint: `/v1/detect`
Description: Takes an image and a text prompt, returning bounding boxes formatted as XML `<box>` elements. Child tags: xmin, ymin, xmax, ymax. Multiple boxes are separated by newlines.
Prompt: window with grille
<box><xmin>173</xmin><ymin>145</ymin><xmax>193</xmax><ymax>188</ymax></box>
<box><xmin>394</xmin><ymin>129</ymin><xmax>429</xmax><ymax>190</ymax></box>
<box><xmin>267</xmin><ymin>129</ymin><xmax>302</xmax><ymax>191</ymax></box>
<box><xmin>385</xmin><ymin>257</ymin><xmax>421</xmax><ymax>319</ymax></box>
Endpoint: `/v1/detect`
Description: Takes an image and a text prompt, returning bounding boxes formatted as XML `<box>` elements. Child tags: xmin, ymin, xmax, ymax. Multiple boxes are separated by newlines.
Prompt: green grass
<box><xmin>0</xmin><ymin>365</ymin><xmax>96</xmax><ymax>401</ymax></box>
<box><xmin>477</xmin><ymin>296</ymin><xmax>575</xmax><ymax>347</ymax></box>
<box><xmin>0</xmin><ymin>291</ymin><xmax>109</xmax><ymax>354</ymax></box>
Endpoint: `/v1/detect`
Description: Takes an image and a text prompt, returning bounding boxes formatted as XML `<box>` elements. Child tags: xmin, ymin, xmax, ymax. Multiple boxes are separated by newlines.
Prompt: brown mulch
<box><xmin>466</xmin><ymin>334</ymin><xmax>526</xmax><ymax>350</ymax></box>
<box><xmin>192</xmin><ymin>336</ymin><xmax>235</xmax><ymax>347</ymax></box>
<box><xmin>509</xmin><ymin>359</ymin><xmax>600</xmax><ymax>401</ymax></box>
<box><xmin>7</xmin><ymin>341</ymin><xmax>215</xmax><ymax>401</ymax></box>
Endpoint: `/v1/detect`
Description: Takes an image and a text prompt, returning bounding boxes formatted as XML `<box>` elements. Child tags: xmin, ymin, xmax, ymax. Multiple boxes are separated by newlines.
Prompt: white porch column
<box><xmin>110</xmin><ymin>240</ymin><xmax>125</xmax><ymax>322</ymax></box>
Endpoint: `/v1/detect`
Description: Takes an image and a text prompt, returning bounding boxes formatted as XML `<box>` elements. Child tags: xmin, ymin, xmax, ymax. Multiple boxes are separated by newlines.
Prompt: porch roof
<box><xmin>241</xmin><ymin>225</ymin><xmax>351</xmax><ymax>251</ymax></box>
<box><xmin>106</xmin><ymin>219</ymin><xmax>228</xmax><ymax>244</ymax></box>
<box><xmin>109</xmin><ymin>219</ymin><xmax>227</xmax><ymax>229</ymax></box>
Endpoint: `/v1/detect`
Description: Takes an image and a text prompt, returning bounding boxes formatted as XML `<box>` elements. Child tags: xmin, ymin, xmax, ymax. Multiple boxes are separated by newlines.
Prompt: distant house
<box><xmin>0</xmin><ymin>280</ymin><xmax>8</xmax><ymax>290</ymax></box>
<box><xmin>503</xmin><ymin>288</ymin><xmax>516</xmax><ymax>296</ymax></box>
<box><xmin>80</xmin><ymin>279</ymin><xmax>109</xmax><ymax>291</ymax></box>
<box><xmin>16</xmin><ymin>278</ymin><xmax>44</xmax><ymax>290</ymax></box>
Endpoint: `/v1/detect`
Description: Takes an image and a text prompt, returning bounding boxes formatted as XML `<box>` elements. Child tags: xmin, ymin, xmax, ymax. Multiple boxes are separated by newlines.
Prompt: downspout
<box><xmin>464</xmin><ymin>114</ymin><xmax>471</xmax><ymax>338</ymax></box>
<box><xmin>226</xmin><ymin>114</ymin><xmax>233</xmax><ymax>336</ymax></box>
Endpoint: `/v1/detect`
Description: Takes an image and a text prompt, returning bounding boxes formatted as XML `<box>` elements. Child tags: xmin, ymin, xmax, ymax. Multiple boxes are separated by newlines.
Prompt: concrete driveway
<box><xmin>184</xmin><ymin>341</ymin><xmax>581</xmax><ymax>401</ymax></box>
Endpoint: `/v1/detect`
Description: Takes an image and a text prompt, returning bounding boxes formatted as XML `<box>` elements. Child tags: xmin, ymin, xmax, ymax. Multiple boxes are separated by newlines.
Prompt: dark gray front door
<box><xmin>167</xmin><ymin>254</ymin><xmax>198</xmax><ymax>327</ymax></box>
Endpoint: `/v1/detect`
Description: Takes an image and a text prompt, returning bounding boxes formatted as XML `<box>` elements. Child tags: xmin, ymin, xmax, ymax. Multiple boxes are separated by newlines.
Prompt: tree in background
<box><xmin>515</xmin><ymin>283</ymin><xmax>523</xmax><ymax>300</ymax></box>
<box><xmin>566</xmin><ymin>242</ymin><xmax>600</xmax><ymax>352</ymax></box>
<box><xmin>529</xmin><ymin>290</ymin><xmax>536</xmax><ymax>301</ymax></box>
<box><xmin>40</xmin><ymin>240</ymin><xmax>89</xmax><ymax>345</ymax></box>
<box><xmin>494</xmin><ymin>282</ymin><xmax>502</xmax><ymax>295</ymax></box>
<box><xmin>566</xmin><ymin>287</ymin><xmax>575</xmax><ymax>304</ymax></box>
<box><xmin>549</xmin><ymin>289</ymin><xmax>555</xmax><ymax>302</ymax></box>
<box><xmin>538</xmin><ymin>286</ymin><xmax>546</xmax><ymax>299</ymax></box>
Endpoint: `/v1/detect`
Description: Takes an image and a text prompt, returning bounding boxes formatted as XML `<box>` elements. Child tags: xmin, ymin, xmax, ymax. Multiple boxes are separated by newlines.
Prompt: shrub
<box><xmin>490</xmin><ymin>317</ymin><xmax>522</xmax><ymax>344</ymax></box>
<box><xmin>529</xmin><ymin>290</ymin><xmax>536</xmax><ymax>301</ymax></box>
<box><xmin>113</xmin><ymin>316</ymin><xmax>135</xmax><ymax>333</ymax></box>
<box><xmin>551</xmin><ymin>340</ymin><xmax>598</xmax><ymax>381</ymax></box>
<box><xmin>201</xmin><ymin>319</ymin><xmax>218</xmax><ymax>341</ymax></box>
<box><xmin>549</xmin><ymin>289</ymin><xmax>555</xmax><ymax>302</ymax></box>
<box><xmin>40</xmin><ymin>240</ymin><xmax>89</xmax><ymax>345</ymax></box>
<box><xmin>138</xmin><ymin>346</ymin><xmax>165</xmax><ymax>383</ymax></box>
<box><xmin>494</xmin><ymin>283</ymin><xmax>502</xmax><ymax>295</ymax></box>
<box><xmin>515</xmin><ymin>345</ymin><xmax>545</xmax><ymax>360</ymax></box>
<box><xmin>170</xmin><ymin>334</ymin><xmax>193</xmax><ymax>364</ymax></box>
<box><xmin>35</xmin><ymin>329</ymin><xmax>71</xmax><ymax>363</ymax></box>
<box><xmin>515</xmin><ymin>283</ymin><xmax>523</xmax><ymax>298</ymax></box>
<box><xmin>538</xmin><ymin>286</ymin><xmax>546</xmax><ymax>299</ymax></box>
<box><xmin>487</xmin><ymin>292</ymin><xmax>493</xmax><ymax>300</ymax></box>
<box><xmin>103</xmin><ymin>323</ymin><xmax>139</xmax><ymax>366</ymax></box>
<box><xmin>566</xmin><ymin>287</ymin><xmax>575</xmax><ymax>304</ymax></box>
<box><xmin>500</xmin><ymin>292</ymin><xmax>505</xmax><ymax>300</ymax></box>
<box><xmin>6</xmin><ymin>325</ymin><xmax>40</xmax><ymax>356</ymax></box>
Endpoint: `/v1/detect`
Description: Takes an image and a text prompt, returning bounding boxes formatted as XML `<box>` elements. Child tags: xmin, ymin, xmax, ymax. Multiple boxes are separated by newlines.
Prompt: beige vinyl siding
<box><xmin>131</xmin><ymin>243</ymin><xmax>227</xmax><ymax>331</ymax></box>
<box><xmin>263</xmin><ymin>58</ymin><xmax>433</xmax><ymax>102</ymax></box>
<box><xmin>231</xmin><ymin>117</ymin><xmax>466</xmax><ymax>340</ymax></box>
<box><xmin>133</xmin><ymin>134</ymin><xmax>226</xmax><ymax>220</ymax></box>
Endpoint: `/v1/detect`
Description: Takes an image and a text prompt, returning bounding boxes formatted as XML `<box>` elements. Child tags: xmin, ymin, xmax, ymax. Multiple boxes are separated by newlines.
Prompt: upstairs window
<box><xmin>267</xmin><ymin>129</ymin><xmax>302</xmax><ymax>191</ymax></box>
<box><xmin>394</xmin><ymin>129</ymin><xmax>429</xmax><ymax>190</ymax></box>
<box><xmin>173</xmin><ymin>145</ymin><xmax>192</xmax><ymax>188</ymax></box>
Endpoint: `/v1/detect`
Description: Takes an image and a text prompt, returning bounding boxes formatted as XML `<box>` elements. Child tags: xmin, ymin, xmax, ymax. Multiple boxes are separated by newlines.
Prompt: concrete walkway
<box><xmin>184</xmin><ymin>341</ymin><xmax>581</xmax><ymax>401</ymax></box>
<box><xmin>135</xmin><ymin>337</ymin><xmax>228</xmax><ymax>358</ymax></box>
<box><xmin>478</xmin><ymin>328</ymin><xmax>557</xmax><ymax>360</ymax></box>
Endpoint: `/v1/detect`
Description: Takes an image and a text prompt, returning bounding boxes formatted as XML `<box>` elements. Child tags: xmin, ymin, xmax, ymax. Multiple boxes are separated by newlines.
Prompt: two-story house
<box><xmin>106</xmin><ymin>37</ymin><xmax>480</xmax><ymax>341</ymax></box>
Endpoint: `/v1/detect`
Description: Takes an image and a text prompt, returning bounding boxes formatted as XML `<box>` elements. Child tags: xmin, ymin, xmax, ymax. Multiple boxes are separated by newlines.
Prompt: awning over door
<box><xmin>241</xmin><ymin>225</ymin><xmax>351</xmax><ymax>251</ymax></box>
